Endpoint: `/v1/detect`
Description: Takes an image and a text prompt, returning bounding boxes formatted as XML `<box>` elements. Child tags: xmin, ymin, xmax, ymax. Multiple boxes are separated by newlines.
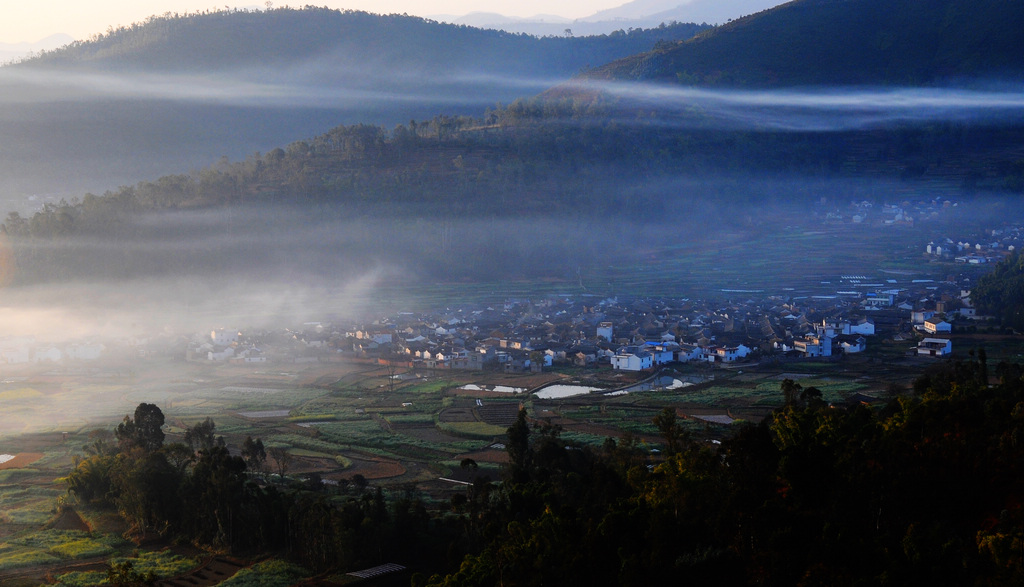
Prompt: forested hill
<box><xmin>584</xmin><ymin>0</ymin><xmax>1024</xmax><ymax>86</ymax></box>
<box><xmin>0</xmin><ymin>7</ymin><xmax>707</xmax><ymax>199</ymax></box>
<box><xmin>17</xmin><ymin>7</ymin><xmax>708</xmax><ymax>76</ymax></box>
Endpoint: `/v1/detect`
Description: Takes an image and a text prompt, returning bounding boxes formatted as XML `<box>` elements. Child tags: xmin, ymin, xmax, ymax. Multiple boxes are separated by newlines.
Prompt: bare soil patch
<box><xmin>393</xmin><ymin>425</ymin><xmax>459</xmax><ymax>444</ymax></box>
<box><xmin>49</xmin><ymin>507</ymin><xmax>90</xmax><ymax>532</ymax></box>
<box><xmin>438</xmin><ymin>408</ymin><xmax>476</xmax><ymax>423</ymax></box>
<box><xmin>0</xmin><ymin>452</ymin><xmax>42</xmax><ymax>470</ymax></box>
<box><xmin>336</xmin><ymin>455</ymin><xmax>406</xmax><ymax>480</ymax></box>
<box><xmin>455</xmin><ymin>449</ymin><xmax>508</xmax><ymax>464</ymax></box>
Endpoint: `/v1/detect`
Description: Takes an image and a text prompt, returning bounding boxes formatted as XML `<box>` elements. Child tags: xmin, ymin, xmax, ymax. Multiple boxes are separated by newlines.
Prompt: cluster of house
<box><xmin>186</xmin><ymin>329</ymin><xmax>268</xmax><ymax>363</ymax></box>
<box><xmin>823</xmin><ymin>198</ymin><xmax>962</xmax><ymax>227</ymax></box>
<box><xmin>923</xmin><ymin>223</ymin><xmax>1024</xmax><ymax>264</ymax></box>
<box><xmin>0</xmin><ymin>337</ymin><xmax>106</xmax><ymax>365</ymax></box>
<box><xmin>180</xmin><ymin>273</ymin><xmax>980</xmax><ymax>371</ymax></box>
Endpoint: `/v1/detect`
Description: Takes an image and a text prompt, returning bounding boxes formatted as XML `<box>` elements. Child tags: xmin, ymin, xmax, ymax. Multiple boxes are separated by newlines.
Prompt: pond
<box><xmin>534</xmin><ymin>384</ymin><xmax>601</xmax><ymax>399</ymax></box>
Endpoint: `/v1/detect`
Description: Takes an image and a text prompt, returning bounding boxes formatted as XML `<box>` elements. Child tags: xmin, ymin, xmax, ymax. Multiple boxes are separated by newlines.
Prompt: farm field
<box><xmin>0</xmin><ymin>327</ymin><xmax>1011</xmax><ymax>583</ymax></box>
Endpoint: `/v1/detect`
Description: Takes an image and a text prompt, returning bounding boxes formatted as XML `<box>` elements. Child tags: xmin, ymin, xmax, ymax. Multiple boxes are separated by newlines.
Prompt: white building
<box><xmin>923</xmin><ymin>317</ymin><xmax>952</xmax><ymax>334</ymax></box>
<box><xmin>611</xmin><ymin>350</ymin><xmax>653</xmax><ymax>371</ymax></box>
<box><xmin>211</xmin><ymin>328</ymin><xmax>239</xmax><ymax>346</ymax></box>
<box><xmin>65</xmin><ymin>343</ymin><xmax>105</xmax><ymax>361</ymax></box>
<box><xmin>918</xmin><ymin>338</ymin><xmax>952</xmax><ymax>357</ymax></box>
<box><xmin>794</xmin><ymin>336</ymin><xmax>831</xmax><ymax>357</ymax></box>
<box><xmin>597</xmin><ymin>322</ymin><xmax>613</xmax><ymax>342</ymax></box>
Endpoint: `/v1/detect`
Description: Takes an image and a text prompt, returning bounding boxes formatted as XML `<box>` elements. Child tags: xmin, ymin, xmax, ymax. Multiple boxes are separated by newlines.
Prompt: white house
<box><xmin>597</xmin><ymin>322</ymin><xmax>613</xmax><ymax>342</ymax></box>
<box><xmin>923</xmin><ymin>317</ymin><xmax>952</xmax><ymax>334</ymax></box>
<box><xmin>208</xmin><ymin>346</ymin><xmax>235</xmax><ymax>361</ymax></box>
<box><xmin>611</xmin><ymin>350</ymin><xmax>653</xmax><ymax>371</ymax></box>
<box><xmin>912</xmin><ymin>310</ymin><xmax>936</xmax><ymax>325</ymax></box>
<box><xmin>34</xmin><ymin>346</ymin><xmax>62</xmax><ymax>363</ymax></box>
<box><xmin>794</xmin><ymin>336</ymin><xmax>830</xmax><ymax>357</ymax></box>
<box><xmin>918</xmin><ymin>338</ymin><xmax>952</xmax><ymax>357</ymax></box>
<box><xmin>211</xmin><ymin>328</ymin><xmax>239</xmax><ymax>346</ymax></box>
<box><xmin>863</xmin><ymin>292</ymin><xmax>895</xmax><ymax>307</ymax></box>
<box><xmin>644</xmin><ymin>343</ymin><xmax>677</xmax><ymax>365</ymax></box>
<box><xmin>848</xmin><ymin>318</ymin><xmax>875</xmax><ymax>336</ymax></box>
<box><xmin>676</xmin><ymin>344</ymin><xmax>704</xmax><ymax>362</ymax></box>
<box><xmin>0</xmin><ymin>342</ymin><xmax>31</xmax><ymax>364</ymax></box>
<box><xmin>837</xmin><ymin>335</ymin><xmax>867</xmax><ymax>353</ymax></box>
<box><xmin>711</xmin><ymin>345</ymin><xmax>752</xmax><ymax>362</ymax></box>
<box><xmin>65</xmin><ymin>343</ymin><xmax>105</xmax><ymax>361</ymax></box>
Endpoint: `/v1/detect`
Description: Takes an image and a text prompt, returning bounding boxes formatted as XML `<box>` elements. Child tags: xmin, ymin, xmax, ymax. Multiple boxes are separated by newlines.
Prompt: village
<box><xmin>177</xmin><ymin>272</ymin><xmax>982</xmax><ymax>377</ymax></box>
<box><xmin>0</xmin><ymin>272</ymin><xmax>991</xmax><ymax>377</ymax></box>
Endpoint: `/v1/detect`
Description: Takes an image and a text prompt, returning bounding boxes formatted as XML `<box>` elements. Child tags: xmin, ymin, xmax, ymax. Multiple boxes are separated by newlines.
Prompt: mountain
<box><xmin>0</xmin><ymin>7</ymin><xmax>708</xmax><ymax>206</ymax></box>
<box><xmin>587</xmin><ymin>0</ymin><xmax>1024</xmax><ymax>86</ymax></box>
<box><xmin>583</xmin><ymin>0</ymin><xmax>784</xmax><ymax>25</ymax></box>
<box><xmin>0</xmin><ymin>33</ymin><xmax>73</xmax><ymax>64</ymax></box>
<box><xmin>431</xmin><ymin>0</ymin><xmax>783</xmax><ymax>37</ymax></box>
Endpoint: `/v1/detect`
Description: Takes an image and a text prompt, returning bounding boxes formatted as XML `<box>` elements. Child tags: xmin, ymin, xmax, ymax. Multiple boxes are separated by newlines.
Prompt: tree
<box><xmin>653</xmin><ymin>407</ymin><xmax>688</xmax><ymax>455</ymax></box>
<box><xmin>241</xmin><ymin>436</ymin><xmax>266</xmax><ymax>474</ymax></box>
<box><xmin>65</xmin><ymin>454</ymin><xmax>116</xmax><ymax>504</ymax></box>
<box><xmin>506</xmin><ymin>408</ymin><xmax>531</xmax><ymax>482</ymax></box>
<box><xmin>107</xmin><ymin>560</ymin><xmax>156</xmax><ymax>587</ymax></box>
<box><xmin>115</xmin><ymin>403</ymin><xmax>165</xmax><ymax>452</ymax></box>
<box><xmin>184</xmin><ymin>417</ymin><xmax>219</xmax><ymax>452</ymax></box>
<box><xmin>972</xmin><ymin>252</ymin><xmax>1024</xmax><ymax>331</ymax></box>
<box><xmin>268</xmin><ymin>446</ymin><xmax>292</xmax><ymax>479</ymax></box>
<box><xmin>83</xmin><ymin>428</ymin><xmax>114</xmax><ymax>456</ymax></box>
<box><xmin>781</xmin><ymin>378</ymin><xmax>802</xmax><ymax>407</ymax></box>
<box><xmin>162</xmin><ymin>442</ymin><xmax>195</xmax><ymax>473</ymax></box>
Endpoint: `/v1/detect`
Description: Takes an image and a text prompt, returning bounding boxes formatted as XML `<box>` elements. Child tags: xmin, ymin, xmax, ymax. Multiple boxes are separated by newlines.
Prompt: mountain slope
<box><xmin>583</xmin><ymin>0</ymin><xmax>784</xmax><ymax>25</ymax></box>
<box><xmin>587</xmin><ymin>0</ymin><xmax>1024</xmax><ymax>86</ymax></box>
<box><xmin>0</xmin><ymin>7</ymin><xmax>707</xmax><ymax>203</ymax></box>
<box><xmin>20</xmin><ymin>7</ymin><xmax>705</xmax><ymax>76</ymax></box>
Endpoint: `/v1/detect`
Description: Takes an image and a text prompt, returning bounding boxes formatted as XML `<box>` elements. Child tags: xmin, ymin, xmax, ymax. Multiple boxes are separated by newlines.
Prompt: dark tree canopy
<box><xmin>971</xmin><ymin>252</ymin><xmax>1024</xmax><ymax>331</ymax></box>
<box><xmin>114</xmin><ymin>403</ymin><xmax>165</xmax><ymax>452</ymax></box>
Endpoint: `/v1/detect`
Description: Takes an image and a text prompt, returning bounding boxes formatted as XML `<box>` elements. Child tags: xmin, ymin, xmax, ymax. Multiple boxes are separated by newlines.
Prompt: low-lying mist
<box><xmin>3</xmin><ymin>175</ymin><xmax>1019</xmax><ymax>345</ymax></box>
<box><xmin>575</xmin><ymin>81</ymin><xmax>1024</xmax><ymax>131</ymax></box>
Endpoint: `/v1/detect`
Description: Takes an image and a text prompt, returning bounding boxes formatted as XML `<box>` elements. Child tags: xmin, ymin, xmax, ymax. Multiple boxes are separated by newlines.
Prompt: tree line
<box><xmin>64</xmin><ymin>352</ymin><xmax>1024</xmax><ymax>584</ymax></box>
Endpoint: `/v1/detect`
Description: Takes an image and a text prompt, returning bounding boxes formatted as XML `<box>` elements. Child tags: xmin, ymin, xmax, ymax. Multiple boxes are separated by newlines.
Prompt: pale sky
<box><xmin>2</xmin><ymin>1</ymin><xmax>628</xmax><ymax>44</ymax></box>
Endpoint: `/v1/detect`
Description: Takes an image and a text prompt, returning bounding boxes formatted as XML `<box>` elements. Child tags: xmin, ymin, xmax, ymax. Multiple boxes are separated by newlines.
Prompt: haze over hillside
<box><xmin>434</xmin><ymin>0</ymin><xmax>785</xmax><ymax>36</ymax></box>
<box><xmin>0</xmin><ymin>7</ymin><xmax>706</xmax><ymax>207</ymax></box>
<box><xmin>4</xmin><ymin>0</ymin><xmax>1024</xmax><ymax>341</ymax></box>
<box><xmin>0</xmin><ymin>33</ymin><xmax>73</xmax><ymax>64</ymax></box>
<box><xmin>585</xmin><ymin>0</ymin><xmax>1024</xmax><ymax>86</ymax></box>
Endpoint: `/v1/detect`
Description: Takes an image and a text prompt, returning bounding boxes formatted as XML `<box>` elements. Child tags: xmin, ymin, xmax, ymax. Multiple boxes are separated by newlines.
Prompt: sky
<box><xmin>2</xmin><ymin>1</ymin><xmax>629</xmax><ymax>44</ymax></box>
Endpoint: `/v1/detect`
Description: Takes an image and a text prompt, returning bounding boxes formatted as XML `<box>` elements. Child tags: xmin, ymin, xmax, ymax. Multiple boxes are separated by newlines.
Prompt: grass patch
<box><xmin>0</xmin><ymin>546</ymin><xmax>59</xmax><ymax>570</ymax></box>
<box><xmin>0</xmin><ymin>469</ymin><xmax>41</xmax><ymax>484</ymax></box>
<box><xmin>3</xmin><ymin>498</ymin><xmax>57</xmax><ymax>525</ymax></box>
<box><xmin>53</xmin><ymin>549</ymin><xmax>198</xmax><ymax>586</ymax></box>
<box><xmin>383</xmin><ymin>413</ymin><xmax>436</xmax><ymax>425</ymax></box>
<box><xmin>753</xmin><ymin>378</ymin><xmax>867</xmax><ymax>402</ymax></box>
<box><xmin>219</xmin><ymin>559</ymin><xmax>310</xmax><ymax>587</ymax></box>
<box><xmin>559</xmin><ymin>431</ymin><xmax>613</xmax><ymax>447</ymax></box>
<box><xmin>114</xmin><ymin>549</ymin><xmax>199</xmax><ymax>578</ymax></box>
<box><xmin>52</xmin><ymin>570</ymin><xmax>107</xmax><ymax>586</ymax></box>
<box><xmin>436</xmin><ymin>421</ymin><xmax>508</xmax><ymax>439</ymax></box>
<box><xmin>0</xmin><ymin>388</ymin><xmax>43</xmax><ymax>401</ymax></box>
<box><xmin>400</xmin><ymin>380</ymin><xmax>455</xmax><ymax>395</ymax></box>
<box><xmin>9</xmin><ymin>528</ymin><xmax>125</xmax><ymax>559</ymax></box>
<box><xmin>287</xmin><ymin>414</ymin><xmax>337</xmax><ymax>423</ymax></box>
<box><xmin>50</xmin><ymin>537</ymin><xmax>118</xmax><ymax>559</ymax></box>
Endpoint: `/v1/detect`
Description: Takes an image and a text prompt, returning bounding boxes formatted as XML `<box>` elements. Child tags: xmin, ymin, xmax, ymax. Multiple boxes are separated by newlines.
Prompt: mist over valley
<box><xmin>4</xmin><ymin>1</ymin><xmax>1024</xmax><ymax>585</ymax></box>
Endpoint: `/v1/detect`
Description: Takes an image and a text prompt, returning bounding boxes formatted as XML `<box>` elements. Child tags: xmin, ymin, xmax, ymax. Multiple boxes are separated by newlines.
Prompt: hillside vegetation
<box><xmin>587</xmin><ymin>0</ymin><xmax>1024</xmax><ymax>86</ymax></box>
<box><xmin>0</xmin><ymin>7</ymin><xmax>708</xmax><ymax>198</ymax></box>
<box><xmin>61</xmin><ymin>361</ymin><xmax>1024</xmax><ymax>585</ymax></box>
<box><xmin>18</xmin><ymin>7</ymin><xmax>708</xmax><ymax>77</ymax></box>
